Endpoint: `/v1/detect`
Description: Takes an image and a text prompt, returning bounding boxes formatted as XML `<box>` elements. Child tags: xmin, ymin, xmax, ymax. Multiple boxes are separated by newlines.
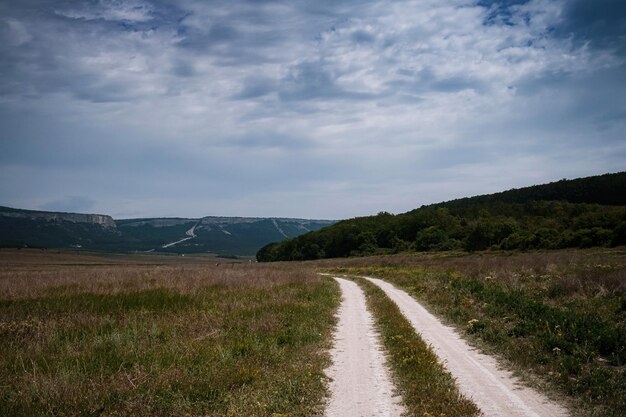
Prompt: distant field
<box><xmin>320</xmin><ymin>248</ymin><xmax>626</xmax><ymax>417</ymax></box>
<box><xmin>0</xmin><ymin>250</ymin><xmax>339</xmax><ymax>416</ymax></box>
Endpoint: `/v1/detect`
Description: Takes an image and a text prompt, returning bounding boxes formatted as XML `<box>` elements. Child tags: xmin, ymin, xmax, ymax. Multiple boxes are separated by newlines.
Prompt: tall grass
<box><xmin>0</xmin><ymin>251</ymin><xmax>339</xmax><ymax>416</ymax></box>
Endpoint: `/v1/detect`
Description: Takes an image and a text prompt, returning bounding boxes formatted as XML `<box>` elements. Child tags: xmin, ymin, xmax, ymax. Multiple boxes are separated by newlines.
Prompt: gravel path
<box><xmin>325</xmin><ymin>277</ymin><xmax>405</xmax><ymax>417</ymax></box>
<box><xmin>365</xmin><ymin>276</ymin><xmax>569</xmax><ymax>417</ymax></box>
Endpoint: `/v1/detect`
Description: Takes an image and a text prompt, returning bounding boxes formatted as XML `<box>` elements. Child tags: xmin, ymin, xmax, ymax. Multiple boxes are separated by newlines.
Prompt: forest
<box><xmin>257</xmin><ymin>172</ymin><xmax>626</xmax><ymax>261</ymax></box>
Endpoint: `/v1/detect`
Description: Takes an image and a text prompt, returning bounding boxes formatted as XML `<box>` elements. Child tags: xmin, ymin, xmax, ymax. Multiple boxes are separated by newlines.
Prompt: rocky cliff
<box><xmin>0</xmin><ymin>207</ymin><xmax>117</xmax><ymax>229</ymax></box>
<box><xmin>0</xmin><ymin>206</ymin><xmax>336</xmax><ymax>254</ymax></box>
<box><xmin>117</xmin><ymin>218</ymin><xmax>196</xmax><ymax>228</ymax></box>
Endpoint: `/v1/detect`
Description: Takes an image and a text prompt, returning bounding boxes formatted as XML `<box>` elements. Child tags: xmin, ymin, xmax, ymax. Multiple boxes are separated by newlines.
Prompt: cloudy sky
<box><xmin>1</xmin><ymin>0</ymin><xmax>625</xmax><ymax>219</ymax></box>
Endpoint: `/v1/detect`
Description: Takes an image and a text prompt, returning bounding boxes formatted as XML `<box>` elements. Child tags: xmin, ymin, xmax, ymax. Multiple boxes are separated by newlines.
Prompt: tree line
<box><xmin>257</xmin><ymin>172</ymin><xmax>626</xmax><ymax>261</ymax></box>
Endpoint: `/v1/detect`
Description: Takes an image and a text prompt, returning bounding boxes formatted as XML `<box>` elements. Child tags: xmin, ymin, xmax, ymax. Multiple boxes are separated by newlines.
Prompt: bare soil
<box><xmin>325</xmin><ymin>277</ymin><xmax>404</xmax><ymax>417</ymax></box>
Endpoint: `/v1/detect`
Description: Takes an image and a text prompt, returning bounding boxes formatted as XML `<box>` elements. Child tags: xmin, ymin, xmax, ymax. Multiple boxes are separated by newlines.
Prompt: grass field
<box><xmin>2</xmin><ymin>248</ymin><xmax>624</xmax><ymax>416</ymax></box>
<box><xmin>321</xmin><ymin>248</ymin><xmax>626</xmax><ymax>417</ymax></box>
<box><xmin>0</xmin><ymin>250</ymin><xmax>339</xmax><ymax>416</ymax></box>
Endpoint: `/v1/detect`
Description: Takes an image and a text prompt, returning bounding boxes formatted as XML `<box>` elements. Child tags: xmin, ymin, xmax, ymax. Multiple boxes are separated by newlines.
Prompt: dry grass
<box><xmin>0</xmin><ymin>250</ymin><xmax>339</xmax><ymax>417</ymax></box>
<box><xmin>0</xmin><ymin>249</ymin><xmax>313</xmax><ymax>299</ymax></box>
<box><xmin>313</xmin><ymin>247</ymin><xmax>626</xmax><ymax>296</ymax></box>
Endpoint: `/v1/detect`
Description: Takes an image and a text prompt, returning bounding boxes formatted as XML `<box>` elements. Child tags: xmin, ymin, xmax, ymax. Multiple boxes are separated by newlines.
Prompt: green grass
<box><xmin>0</xmin><ymin>258</ymin><xmax>340</xmax><ymax>416</ymax></box>
<box><xmin>356</xmin><ymin>278</ymin><xmax>480</xmax><ymax>416</ymax></box>
<box><xmin>327</xmin><ymin>249</ymin><xmax>626</xmax><ymax>417</ymax></box>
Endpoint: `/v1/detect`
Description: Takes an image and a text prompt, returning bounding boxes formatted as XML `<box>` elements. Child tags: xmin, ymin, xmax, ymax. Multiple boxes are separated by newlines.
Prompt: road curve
<box><xmin>364</xmin><ymin>276</ymin><xmax>569</xmax><ymax>417</ymax></box>
<box><xmin>325</xmin><ymin>277</ymin><xmax>404</xmax><ymax>417</ymax></box>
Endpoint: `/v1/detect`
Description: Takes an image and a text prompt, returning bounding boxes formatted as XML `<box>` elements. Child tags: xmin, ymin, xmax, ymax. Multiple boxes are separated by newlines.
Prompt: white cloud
<box><xmin>55</xmin><ymin>0</ymin><xmax>155</xmax><ymax>22</ymax></box>
<box><xmin>0</xmin><ymin>0</ymin><xmax>624</xmax><ymax>218</ymax></box>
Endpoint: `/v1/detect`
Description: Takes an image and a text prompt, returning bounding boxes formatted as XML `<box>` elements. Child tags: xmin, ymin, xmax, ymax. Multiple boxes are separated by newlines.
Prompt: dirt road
<box><xmin>325</xmin><ymin>277</ymin><xmax>404</xmax><ymax>417</ymax></box>
<box><xmin>365</xmin><ymin>276</ymin><xmax>569</xmax><ymax>417</ymax></box>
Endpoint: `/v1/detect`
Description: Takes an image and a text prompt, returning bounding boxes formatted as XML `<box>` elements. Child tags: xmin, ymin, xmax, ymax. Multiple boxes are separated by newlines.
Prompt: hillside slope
<box><xmin>0</xmin><ymin>206</ymin><xmax>120</xmax><ymax>248</ymax></box>
<box><xmin>113</xmin><ymin>216</ymin><xmax>335</xmax><ymax>255</ymax></box>
<box><xmin>425</xmin><ymin>171</ymin><xmax>626</xmax><ymax>210</ymax></box>
<box><xmin>257</xmin><ymin>172</ymin><xmax>626</xmax><ymax>261</ymax></box>
<box><xmin>0</xmin><ymin>207</ymin><xmax>335</xmax><ymax>255</ymax></box>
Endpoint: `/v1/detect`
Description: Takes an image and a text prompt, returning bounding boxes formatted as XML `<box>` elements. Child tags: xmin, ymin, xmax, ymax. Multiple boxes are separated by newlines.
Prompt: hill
<box><xmin>112</xmin><ymin>216</ymin><xmax>335</xmax><ymax>255</ymax></box>
<box><xmin>425</xmin><ymin>171</ymin><xmax>626</xmax><ymax>210</ymax></box>
<box><xmin>0</xmin><ymin>206</ymin><xmax>120</xmax><ymax>249</ymax></box>
<box><xmin>257</xmin><ymin>172</ymin><xmax>626</xmax><ymax>261</ymax></box>
<box><xmin>0</xmin><ymin>207</ymin><xmax>335</xmax><ymax>256</ymax></box>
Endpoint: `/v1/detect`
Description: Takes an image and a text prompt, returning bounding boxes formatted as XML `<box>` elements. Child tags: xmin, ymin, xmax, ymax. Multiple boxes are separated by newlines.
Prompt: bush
<box><xmin>415</xmin><ymin>226</ymin><xmax>448</xmax><ymax>251</ymax></box>
<box><xmin>570</xmin><ymin>228</ymin><xmax>613</xmax><ymax>248</ymax></box>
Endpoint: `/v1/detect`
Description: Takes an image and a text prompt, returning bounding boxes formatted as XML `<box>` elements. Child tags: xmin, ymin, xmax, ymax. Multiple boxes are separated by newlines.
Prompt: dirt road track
<box><xmin>365</xmin><ymin>276</ymin><xmax>569</xmax><ymax>417</ymax></box>
<box><xmin>325</xmin><ymin>277</ymin><xmax>405</xmax><ymax>417</ymax></box>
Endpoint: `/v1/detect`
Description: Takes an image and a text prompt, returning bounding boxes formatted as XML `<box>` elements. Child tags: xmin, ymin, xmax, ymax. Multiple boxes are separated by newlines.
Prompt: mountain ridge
<box><xmin>0</xmin><ymin>206</ymin><xmax>117</xmax><ymax>229</ymax></box>
<box><xmin>0</xmin><ymin>206</ymin><xmax>336</xmax><ymax>255</ymax></box>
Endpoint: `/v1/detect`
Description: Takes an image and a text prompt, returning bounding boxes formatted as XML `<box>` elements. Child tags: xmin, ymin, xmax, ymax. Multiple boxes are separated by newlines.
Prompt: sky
<box><xmin>0</xmin><ymin>0</ymin><xmax>625</xmax><ymax>219</ymax></box>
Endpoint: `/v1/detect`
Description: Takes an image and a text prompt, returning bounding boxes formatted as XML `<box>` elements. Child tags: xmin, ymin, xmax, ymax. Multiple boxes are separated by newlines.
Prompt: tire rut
<box><xmin>364</xmin><ymin>276</ymin><xmax>569</xmax><ymax>417</ymax></box>
<box><xmin>325</xmin><ymin>277</ymin><xmax>405</xmax><ymax>417</ymax></box>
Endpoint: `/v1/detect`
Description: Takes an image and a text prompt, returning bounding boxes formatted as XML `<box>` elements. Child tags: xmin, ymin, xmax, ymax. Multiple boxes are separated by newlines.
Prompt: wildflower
<box><xmin>467</xmin><ymin>319</ymin><xmax>480</xmax><ymax>332</ymax></box>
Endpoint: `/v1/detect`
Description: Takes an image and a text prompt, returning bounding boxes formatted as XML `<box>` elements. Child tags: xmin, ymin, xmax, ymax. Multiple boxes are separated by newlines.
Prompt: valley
<box><xmin>1</xmin><ymin>172</ymin><xmax>624</xmax><ymax>416</ymax></box>
<box><xmin>0</xmin><ymin>208</ymin><xmax>335</xmax><ymax>256</ymax></box>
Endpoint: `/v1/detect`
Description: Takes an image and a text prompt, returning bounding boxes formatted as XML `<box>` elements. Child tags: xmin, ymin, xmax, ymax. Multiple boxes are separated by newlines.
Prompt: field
<box><xmin>319</xmin><ymin>248</ymin><xmax>626</xmax><ymax>417</ymax></box>
<box><xmin>0</xmin><ymin>250</ymin><xmax>339</xmax><ymax>416</ymax></box>
<box><xmin>2</xmin><ymin>248</ymin><xmax>625</xmax><ymax>416</ymax></box>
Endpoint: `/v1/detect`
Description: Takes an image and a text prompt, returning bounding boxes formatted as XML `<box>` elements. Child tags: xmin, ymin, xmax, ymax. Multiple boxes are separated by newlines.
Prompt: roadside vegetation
<box><xmin>323</xmin><ymin>248</ymin><xmax>626</xmax><ymax>417</ymax></box>
<box><xmin>357</xmin><ymin>278</ymin><xmax>480</xmax><ymax>416</ymax></box>
<box><xmin>0</xmin><ymin>250</ymin><xmax>339</xmax><ymax>416</ymax></box>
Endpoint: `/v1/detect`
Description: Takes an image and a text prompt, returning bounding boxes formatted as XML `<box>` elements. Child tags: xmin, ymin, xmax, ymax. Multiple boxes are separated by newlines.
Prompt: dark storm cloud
<box><xmin>476</xmin><ymin>0</ymin><xmax>530</xmax><ymax>25</ymax></box>
<box><xmin>234</xmin><ymin>77</ymin><xmax>278</xmax><ymax>99</ymax></box>
<box><xmin>477</xmin><ymin>0</ymin><xmax>529</xmax><ymax>5</ymax></box>
<box><xmin>514</xmin><ymin>64</ymin><xmax>626</xmax><ymax>136</ymax></box>
<box><xmin>351</xmin><ymin>29</ymin><xmax>376</xmax><ymax>44</ymax></box>
<box><xmin>236</xmin><ymin>60</ymin><xmax>380</xmax><ymax>103</ymax></box>
<box><xmin>0</xmin><ymin>0</ymin><xmax>189</xmax><ymax>101</ymax></box>
<box><xmin>557</xmin><ymin>0</ymin><xmax>626</xmax><ymax>54</ymax></box>
<box><xmin>388</xmin><ymin>68</ymin><xmax>487</xmax><ymax>95</ymax></box>
<box><xmin>173</xmin><ymin>1</ymin><xmax>309</xmax><ymax>66</ymax></box>
<box><xmin>170</xmin><ymin>59</ymin><xmax>196</xmax><ymax>77</ymax></box>
<box><xmin>177</xmin><ymin>23</ymin><xmax>240</xmax><ymax>51</ymax></box>
<box><xmin>278</xmin><ymin>60</ymin><xmax>378</xmax><ymax>102</ymax></box>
